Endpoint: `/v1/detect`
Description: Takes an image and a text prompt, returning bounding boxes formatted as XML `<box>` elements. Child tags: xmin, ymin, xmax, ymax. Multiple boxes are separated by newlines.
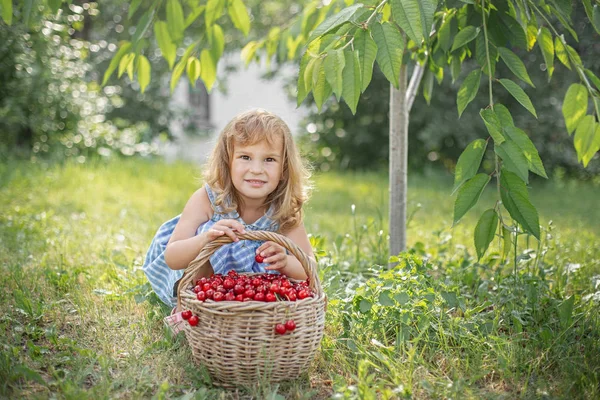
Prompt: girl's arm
<box><xmin>165</xmin><ymin>187</ymin><xmax>247</xmax><ymax>270</ymax></box>
<box><xmin>164</xmin><ymin>187</ymin><xmax>213</xmax><ymax>270</ymax></box>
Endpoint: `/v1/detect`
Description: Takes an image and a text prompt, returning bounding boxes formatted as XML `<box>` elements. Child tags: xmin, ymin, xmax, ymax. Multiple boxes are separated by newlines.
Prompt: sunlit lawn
<box><xmin>1</xmin><ymin>158</ymin><xmax>598</xmax><ymax>399</ymax></box>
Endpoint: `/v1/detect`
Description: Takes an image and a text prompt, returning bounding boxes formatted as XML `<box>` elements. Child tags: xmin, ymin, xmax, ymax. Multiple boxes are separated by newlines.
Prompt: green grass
<box><xmin>1</xmin><ymin>158</ymin><xmax>599</xmax><ymax>399</ymax></box>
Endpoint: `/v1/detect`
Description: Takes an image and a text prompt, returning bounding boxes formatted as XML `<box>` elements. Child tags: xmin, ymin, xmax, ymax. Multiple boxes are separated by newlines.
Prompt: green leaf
<box><xmin>558</xmin><ymin>295</ymin><xmax>574</xmax><ymax>328</ymax></box>
<box><xmin>210</xmin><ymin>24</ymin><xmax>225</xmax><ymax>61</ymax></box>
<box><xmin>453</xmin><ymin>173</ymin><xmax>490</xmax><ymax>225</ymax></box>
<box><xmin>573</xmin><ymin>116</ymin><xmax>597</xmax><ymax>166</ymax></box>
<box><xmin>228</xmin><ymin>0</ymin><xmax>250</xmax><ymax>36</ymax></box>
<box><xmin>451</xmin><ymin>26</ymin><xmax>480</xmax><ymax>52</ymax></box>
<box><xmin>132</xmin><ymin>9</ymin><xmax>155</xmax><ymax>45</ymax></box>
<box><xmin>474</xmin><ymin>209</ymin><xmax>499</xmax><ymax>260</ymax></box>
<box><xmin>581</xmin><ymin>123</ymin><xmax>600</xmax><ymax>167</ymax></box>
<box><xmin>154</xmin><ymin>21</ymin><xmax>176</xmax><ymax>70</ymax></box>
<box><xmin>128</xmin><ymin>0</ymin><xmax>143</xmax><ymax>19</ymax></box>
<box><xmin>562</xmin><ymin>83</ymin><xmax>588</xmax><ymax>135</ymax></box>
<box><xmin>450</xmin><ymin>55</ymin><xmax>461</xmax><ymax>84</ymax></box>
<box><xmin>595</xmin><ymin>5</ymin><xmax>600</xmax><ymax>35</ymax></box>
<box><xmin>342</xmin><ymin>50</ymin><xmax>361</xmax><ymax>114</ymax></box>
<box><xmin>324</xmin><ymin>49</ymin><xmax>345</xmax><ymax>101</ymax></box>
<box><xmin>498</xmin><ymin>79</ymin><xmax>537</xmax><ymax>118</ymax></box>
<box><xmin>170</xmin><ymin>41</ymin><xmax>198</xmax><ymax>93</ymax></box>
<box><xmin>170</xmin><ymin>59</ymin><xmax>187</xmax><ymax>94</ymax></box>
<box><xmin>296</xmin><ymin>42</ymin><xmax>319</xmax><ymax>106</ymax></box>
<box><xmin>475</xmin><ymin>33</ymin><xmax>497</xmax><ymax>78</ymax></box>
<box><xmin>418</xmin><ymin>0</ymin><xmax>438</xmax><ymax>41</ymax></box>
<box><xmin>371</xmin><ymin>22</ymin><xmax>404</xmax><ymax>89</ymax></box>
<box><xmin>453</xmin><ymin>139</ymin><xmax>488</xmax><ymax>194</ymax></box>
<box><xmin>480</xmin><ymin>109</ymin><xmax>505</xmax><ymax>144</ymax></box>
<box><xmin>441</xmin><ymin>291</ymin><xmax>458</xmax><ymax>308</ymax></box>
<box><xmin>394</xmin><ymin>292</ymin><xmax>410</xmax><ymax>305</ymax></box>
<box><xmin>584</xmin><ymin>69</ymin><xmax>600</xmax><ymax>93</ymax></box>
<box><xmin>1</xmin><ymin>0</ymin><xmax>13</xmax><ymax>25</ymax></box>
<box><xmin>495</xmin><ymin>138</ymin><xmax>530</xmax><ymax>183</ymax></box>
<box><xmin>500</xmin><ymin>170</ymin><xmax>540</xmax><ymax>239</ymax></box>
<box><xmin>359</xmin><ymin>298</ymin><xmax>372</xmax><ymax>313</ymax></box>
<box><xmin>582</xmin><ymin>1</ymin><xmax>598</xmax><ymax>33</ymax></box>
<box><xmin>313</xmin><ymin>62</ymin><xmax>332</xmax><ymax>112</ymax></box>
<box><xmin>102</xmin><ymin>41</ymin><xmax>132</xmax><ymax>86</ymax></box>
<box><xmin>494</xmin><ymin>104</ymin><xmax>514</xmax><ymax>128</ymax></box>
<box><xmin>303</xmin><ymin>56</ymin><xmax>319</xmax><ymax>93</ymax></box>
<box><xmin>205</xmin><ymin>0</ymin><xmax>225</xmax><ymax>29</ymax></box>
<box><xmin>457</xmin><ymin>69</ymin><xmax>481</xmax><ymax>117</ymax></box>
<box><xmin>186</xmin><ymin>57</ymin><xmax>201</xmax><ymax>85</ymax></box>
<box><xmin>438</xmin><ymin>13</ymin><xmax>454</xmax><ymax>52</ymax></box>
<box><xmin>390</xmin><ymin>0</ymin><xmax>423</xmax><ymax>45</ymax></box>
<box><xmin>537</xmin><ymin>27</ymin><xmax>554</xmax><ymax>80</ymax></box>
<box><xmin>554</xmin><ymin>37</ymin><xmax>570</xmax><ymax>70</ymax></box>
<box><xmin>498</xmin><ymin>47</ymin><xmax>534</xmax><ymax>87</ymax></box>
<box><xmin>241</xmin><ymin>41</ymin><xmax>259</xmax><ymax>67</ymax></box>
<box><xmin>48</xmin><ymin>0</ymin><xmax>62</xmax><ymax>14</ymax></box>
<box><xmin>23</xmin><ymin>0</ymin><xmax>34</xmax><ymax>27</ymax></box>
<box><xmin>379</xmin><ymin>291</ymin><xmax>395</xmax><ymax>306</ymax></box>
<box><xmin>422</xmin><ymin>68</ymin><xmax>434</xmax><ymax>105</ymax></box>
<box><xmin>137</xmin><ymin>54</ymin><xmax>151</xmax><ymax>93</ymax></box>
<box><xmin>184</xmin><ymin>6</ymin><xmax>206</xmax><ymax>29</ymax></box>
<box><xmin>200</xmin><ymin>49</ymin><xmax>217</xmax><ymax>92</ymax></box>
<box><xmin>118</xmin><ymin>53</ymin><xmax>135</xmax><ymax>78</ymax></box>
<box><xmin>354</xmin><ymin>29</ymin><xmax>378</xmax><ymax>93</ymax></box>
<box><xmin>502</xmin><ymin>126</ymin><xmax>548</xmax><ymax>178</ymax></box>
<box><xmin>502</xmin><ymin>226</ymin><xmax>512</xmax><ymax>259</ymax></box>
<box><xmin>565</xmin><ymin>44</ymin><xmax>582</xmax><ymax>68</ymax></box>
<box><xmin>167</xmin><ymin>0</ymin><xmax>185</xmax><ymax>44</ymax></box>
<box><xmin>309</xmin><ymin>3</ymin><xmax>364</xmax><ymax>42</ymax></box>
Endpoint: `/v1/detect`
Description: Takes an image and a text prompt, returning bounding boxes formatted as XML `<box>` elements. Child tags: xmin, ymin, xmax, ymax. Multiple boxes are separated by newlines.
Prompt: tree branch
<box><xmin>406</xmin><ymin>62</ymin><xmax>425</xmax><ymax>112</ymax></box>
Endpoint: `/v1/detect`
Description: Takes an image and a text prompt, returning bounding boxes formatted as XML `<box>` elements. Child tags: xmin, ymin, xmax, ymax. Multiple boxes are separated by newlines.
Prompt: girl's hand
<box><xmin>205</xmin><ymin>219</ymin><xmax>246</xmax><ymax>242</ymax></box>
<box><xmin>256</xmin><ymin>241</ymin><xmax>288</xmax><ymax>271</ymax></box>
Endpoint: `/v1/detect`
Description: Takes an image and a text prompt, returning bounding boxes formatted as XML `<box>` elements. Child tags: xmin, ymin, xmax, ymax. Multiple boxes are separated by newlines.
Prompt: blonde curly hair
<box><xmin>203</xmin><ymin>109</ymin><xmax>311</xmax><ymax>232</ymax></box>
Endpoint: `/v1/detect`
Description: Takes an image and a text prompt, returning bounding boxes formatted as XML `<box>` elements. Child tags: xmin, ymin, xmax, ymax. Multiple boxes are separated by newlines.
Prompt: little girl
<box><xmin>142</xmin><ymin>109</ymin><xmax>314</xmax><ymax>309</ymax></box>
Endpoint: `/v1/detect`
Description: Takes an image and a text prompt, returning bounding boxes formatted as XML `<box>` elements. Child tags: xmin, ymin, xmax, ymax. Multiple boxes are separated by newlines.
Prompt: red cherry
<box><xmin>265</xmin><ymin>293</ymin><xmax>276</xmax><ymax>302</ymax></box>
<box><xmin>196</xmin><ymin>291</ymin><xmax>207</xmax><ymax>301</ymax></box>
<box><xmin>227</xmin><ymin>270</ymin><xmax>238</xmax><ymax>277</ymax></box>
<box><xmin>233</xmin><ymin>284</ymin><xmax>245</xmax><ymax>295</ymax></box>
<box><xmin>181</xmin><ymin>310</ymin><xmax>192</xmax><ymax>320</ymax></box>
<box><xmin>213</xmin><ymin>292</ymin><xmax>224</xmax><ymax>301</ymax></box>
<box><xmin>255</xmin><ymin>254</ymin><xmax>264</xmax><ymax>263</ymax></box>
<box><xmin>202</xmin><ymin>283</ymin><xmax>211</xmax><ymax>292</ymax></box>
<box><xmin>254</xmin><ymin>292</ymin><xmax>265</xmax><ymax>301</ymax></box>
<box><xmin>281</xmin><ymin>280</ymin><xmax>291</xmax><ymax>288</ymax></box>
<box><xmin>244</xmin><ymin>289</ymin><xmax>256</xmax><ymax>299</ymax></box>
<box><xmin>223</xmin><ymin>278</ymin><xmax>235</xmax><ymax>290</ymax></box>
<box><xmin>275</xmin><ymin>324</ymin><xmax>287</xmax><ymax>335</ymax></box>
<box><xmin>205</xmin><ymin>289</ymin><xmax>215</xmax><ymax>299</ymax></box>
<box><xmin>252</xmin><ymin>278</ymin><xmax>262</xmax><ymax>287</ymax></box>
<box><xmin>188</xmin><ymin>315</ymin><xmax>199</xmax><ymax>326</ymax></box>
<box><xmin>235</xmin><ymin>294</ymin><xmax>244</xmax><ymax>301</ymax></box>
<box><xmin>287</xmin><ymin>292</ymin><xmax>297</xmax><ymax>301</ymax></box>
<box><xmin>285</xmin><ymin>320</ymin><xmax>296</xmax><ymax>331</ymax></box>
<box><xmin>297</xmin><ymin>289</ymin><xmax>309</xmax><ymax>300</ymax></box>
<box><xmin>225</xmin><ymin>292</ymin><xmax>236</xmax><ymax>301</ymax></box>
<box><xmin>193</xmin><ymin>285</ymin><xmax>201</xmax><ymax>293</ymax></box>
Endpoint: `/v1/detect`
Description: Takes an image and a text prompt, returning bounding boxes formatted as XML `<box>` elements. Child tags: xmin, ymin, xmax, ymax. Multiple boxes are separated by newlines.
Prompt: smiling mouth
<box><xmin>245</xmin><ymin>179</ymin><xmax>266</xmax><ymax>185</ymax></box>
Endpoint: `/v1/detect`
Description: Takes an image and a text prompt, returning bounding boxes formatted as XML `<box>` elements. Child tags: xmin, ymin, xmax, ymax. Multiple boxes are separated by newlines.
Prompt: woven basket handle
<box><xmin>177</xmin><ymin>231</ymin><xmax>322</xmax><ymax>305</ymax></box>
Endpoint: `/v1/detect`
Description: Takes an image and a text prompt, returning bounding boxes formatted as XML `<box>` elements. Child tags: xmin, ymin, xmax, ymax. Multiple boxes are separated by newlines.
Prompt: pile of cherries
<box><xmin>189</xmin><ymin>269</ymin><xmax>314</xmax><ymax>303</ymax></box>
<box><xmin>181</xmin><ymin>269</ymin><xmax>314</xmax><ymax>332</ymax></box>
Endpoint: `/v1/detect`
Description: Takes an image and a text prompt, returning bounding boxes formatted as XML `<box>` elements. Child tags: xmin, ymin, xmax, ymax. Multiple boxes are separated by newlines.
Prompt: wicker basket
<box><xmin>177</xmin><ymin>231</ymin><xmax>326</xmax><ymax>387</ymax></box>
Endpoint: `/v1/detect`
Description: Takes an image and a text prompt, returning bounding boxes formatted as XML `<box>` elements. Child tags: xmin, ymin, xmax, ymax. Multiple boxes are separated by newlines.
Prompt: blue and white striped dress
<box><xmin>142</xmin><ymin>183</ymin><xmax>280</xmax><ymax>307</ymax></box>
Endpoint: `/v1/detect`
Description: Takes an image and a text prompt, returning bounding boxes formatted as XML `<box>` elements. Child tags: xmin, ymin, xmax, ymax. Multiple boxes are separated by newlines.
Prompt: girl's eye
<box><xmin>265</xmin><ymin>157</ymin><xmax>276</xmax><ymax>162</ymax></box>
<box><xmin>240</xmin><ymin>155</ymin><xmax>250</xmax><ymax>160</ymax></box>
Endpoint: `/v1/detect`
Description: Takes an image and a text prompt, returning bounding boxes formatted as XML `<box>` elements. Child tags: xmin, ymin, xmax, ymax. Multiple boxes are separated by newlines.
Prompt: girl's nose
<box><xmin>249</xmin><ymin>160</ymin><xmax>263</xmax><ymax>173</ymax></box>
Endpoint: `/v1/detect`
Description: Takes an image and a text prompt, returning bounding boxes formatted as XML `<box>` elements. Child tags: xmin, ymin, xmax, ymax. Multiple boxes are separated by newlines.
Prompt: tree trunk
<box><xmin>389</xmin><ymin>64</ymin><xmax>408</xmax><ymax>259</ymax></box>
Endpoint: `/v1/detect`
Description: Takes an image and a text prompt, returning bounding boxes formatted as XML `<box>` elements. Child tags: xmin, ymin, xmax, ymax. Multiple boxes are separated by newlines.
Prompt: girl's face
<box><xmin>230</xmin><ymin>136</ymin><xmax>284</xmax><ymax>206</ymax></box>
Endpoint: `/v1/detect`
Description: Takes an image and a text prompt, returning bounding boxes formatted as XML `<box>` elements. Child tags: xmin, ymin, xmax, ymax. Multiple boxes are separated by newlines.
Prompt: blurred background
<box><xmin>1</xmin><ymin>0</ymin><xmax>599</xmax><ymax>180</ymax></box>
